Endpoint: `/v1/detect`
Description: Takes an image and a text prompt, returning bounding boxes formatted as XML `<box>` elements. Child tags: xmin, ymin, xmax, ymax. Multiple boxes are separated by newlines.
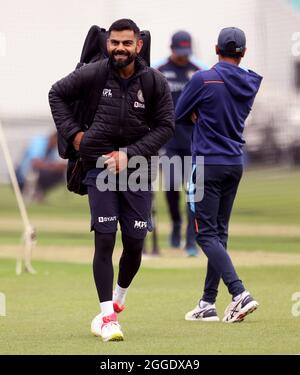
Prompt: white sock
<box><xmin>199</xmin><ymin>300</ymin><xmax>212</xmax><ymax>308</ymax></box>
<box><xmin>113</xmin><ymin>284</ymin><xmax>128</xmax><ymax>305</ymax></box>
<box><xmin>100</xmin><ymin>301</ymin><xmax>114</xmax><ymax>317</ymax></box>
<box><xmin>233</xmin><ymin>292</ymin><xmax>244</xmax><ymax>302</ymax></box>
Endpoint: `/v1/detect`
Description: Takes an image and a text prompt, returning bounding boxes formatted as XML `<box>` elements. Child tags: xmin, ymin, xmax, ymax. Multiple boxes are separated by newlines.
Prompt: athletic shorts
<box><xmin>83</xmin><ymin>168</ymin><xmax>153</xmax><ymax>239</ymax></box>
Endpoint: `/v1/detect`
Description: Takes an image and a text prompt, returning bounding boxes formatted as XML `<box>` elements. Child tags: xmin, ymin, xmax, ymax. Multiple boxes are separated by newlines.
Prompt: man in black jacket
<box><xmin>49</xmin><ymin>19</ymin><xmax>174</xmax><ymax>342</ymax></box>
<box><xmin>157</xmin><ymin>31</ymin><xmax>204</xmax><ymax>257</ymax></box>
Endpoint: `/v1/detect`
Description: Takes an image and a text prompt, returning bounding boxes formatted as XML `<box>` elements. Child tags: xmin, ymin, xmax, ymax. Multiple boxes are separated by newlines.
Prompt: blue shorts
<box><xmin>83</xmin><ymin>168</ymin><xmax>153</xmax><ymax>239</ymax></box>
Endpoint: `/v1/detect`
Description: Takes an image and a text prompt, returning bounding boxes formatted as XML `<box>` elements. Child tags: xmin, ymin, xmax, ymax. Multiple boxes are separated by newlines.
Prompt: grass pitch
<box><xmin>0</xmin><ymin>167</ymin><xmax>300</xmax><ymax>354</ymax></box>
<box><xmin>0</xmin><ymin>259</ymin><xmax>299</xmax><ymax>354</ymax></box>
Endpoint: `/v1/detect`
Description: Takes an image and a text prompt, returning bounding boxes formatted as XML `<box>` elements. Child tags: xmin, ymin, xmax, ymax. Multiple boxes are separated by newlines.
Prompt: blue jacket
<box><xmin>175</xmin><ymin>61</ymin><xmax>263</xmax><ymax>164</ymax></box>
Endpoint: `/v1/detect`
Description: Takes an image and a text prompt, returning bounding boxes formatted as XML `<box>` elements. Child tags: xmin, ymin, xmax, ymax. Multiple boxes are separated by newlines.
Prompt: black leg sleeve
<box><xmin>117</xmin><ymin>233</ymin><xmax>144</xmax><ymax>289</ymax></box>
<box><xmin>93</xmin><ymin>231</ymin><xmax>116</xmax><ymax>303</ymax></box>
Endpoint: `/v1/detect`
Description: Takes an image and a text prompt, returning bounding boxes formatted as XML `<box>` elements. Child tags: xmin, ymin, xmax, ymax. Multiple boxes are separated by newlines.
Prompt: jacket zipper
<box><xmin>119</xmin><ymin>86</ymin><xmax>127</xmax><ymax>137</ymax></box>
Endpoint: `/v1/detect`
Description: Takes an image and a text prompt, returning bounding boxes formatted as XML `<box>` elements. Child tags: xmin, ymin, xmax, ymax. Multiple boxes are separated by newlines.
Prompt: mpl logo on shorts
<box><xmin>134</xmin><ymin>220</ymin><xmax>147</xmax><ymax>229</ymax></box>
<box><xmin>102</xmin><ymin>88</ymin><xmax>112</xmax><ymax>97</ymax></box>
<box><xmin>98</xmin><ymin>216</ymin><xmax>117</xmax><ymax>223</ymax></box>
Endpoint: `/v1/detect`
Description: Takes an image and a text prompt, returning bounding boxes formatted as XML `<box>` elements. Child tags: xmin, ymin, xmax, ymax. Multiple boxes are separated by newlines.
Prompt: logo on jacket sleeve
<box><xmin>102</xmin><ymin>88</ymin><xmax>112</xmax><ymax>97</ymax></box>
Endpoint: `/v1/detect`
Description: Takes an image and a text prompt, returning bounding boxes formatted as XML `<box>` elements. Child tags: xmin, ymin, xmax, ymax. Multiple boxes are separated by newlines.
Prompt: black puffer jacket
<box><xmin>49</xmin><ymin>58</ymin><xmax>175</xmax><ymax>167</ymax></box>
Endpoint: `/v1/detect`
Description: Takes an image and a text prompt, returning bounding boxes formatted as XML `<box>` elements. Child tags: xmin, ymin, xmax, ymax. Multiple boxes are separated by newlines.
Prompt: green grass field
<box><xmin>0</xmin><ymin>167</ymin><xmax>300</xmax><ymax>354</ymax></box>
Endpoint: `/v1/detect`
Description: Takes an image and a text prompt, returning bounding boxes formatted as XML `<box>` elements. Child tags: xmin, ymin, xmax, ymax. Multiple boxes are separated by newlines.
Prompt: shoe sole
<box><xmin>185</xmin><ymin>316</ymin><xmax>220</xmax><ymax>322</ymax></box>
<box><xmin>223</xmin><ymin>301</ymin><xmax>259</xmax><ymax>323</ymax></box>
<box><xmin>102</xmin><ymin>333</ymin><xmax>124</xmax><ymax>342</ymax></box>
<box><xmin>91</xmin><ymin>330</ymin><xmax>124</xmax><ymax>341</ymax></box>
<box><xmin>234</xmin><ymin>302</ymin><xmax>258</xmax><ymax>323</ymax></box>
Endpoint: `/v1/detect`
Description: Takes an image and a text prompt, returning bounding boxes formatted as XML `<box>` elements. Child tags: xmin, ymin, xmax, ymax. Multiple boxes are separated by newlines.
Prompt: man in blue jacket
<box><xmin>176</xmin><ymin>27</ymin><xmax>262</xmax><ymax>323</ymax></box>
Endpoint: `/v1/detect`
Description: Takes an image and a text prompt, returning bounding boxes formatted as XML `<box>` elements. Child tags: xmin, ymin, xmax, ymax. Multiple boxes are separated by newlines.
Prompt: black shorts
<box><xmin>83</xmin><ymin>168</ymin><xmax>153</xmax><ymax>239</ymax></box>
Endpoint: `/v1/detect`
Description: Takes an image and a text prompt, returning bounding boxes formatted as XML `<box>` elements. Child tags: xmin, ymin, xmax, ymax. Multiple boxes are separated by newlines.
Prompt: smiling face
<box><xmin>107</xmin><ymin>29</ymin><xmax>143</xmax><ymax>69</ymax></box>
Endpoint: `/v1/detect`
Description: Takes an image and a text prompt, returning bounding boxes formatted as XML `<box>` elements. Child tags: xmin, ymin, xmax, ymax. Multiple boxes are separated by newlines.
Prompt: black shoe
<box><xmin>170</xmin><ymin>222</ymin><xmax>181</xmax><ymax>248</ymax></box>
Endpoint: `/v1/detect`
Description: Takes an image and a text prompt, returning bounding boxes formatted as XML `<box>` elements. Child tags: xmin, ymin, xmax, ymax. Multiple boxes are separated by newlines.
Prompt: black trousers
<box><xmin>190</xmin><ymin>164</ymin><xmax>245</xmax><ymax>303</ymax></box>
<box><xmin>162</xmin><ymin>148</ymin><xmax>196</xmax><ymax>247</ymax></box>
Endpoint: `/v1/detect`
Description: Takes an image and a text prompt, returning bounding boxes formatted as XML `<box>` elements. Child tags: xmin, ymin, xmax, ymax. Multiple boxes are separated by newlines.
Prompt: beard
<box><xmin>110</xmin><ymin>50</ymin><xmax>136</xmax><ymax>69</ymax></box>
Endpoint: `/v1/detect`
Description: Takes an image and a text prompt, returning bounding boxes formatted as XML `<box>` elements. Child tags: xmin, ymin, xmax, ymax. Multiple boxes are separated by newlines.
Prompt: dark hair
<box><xmin>108</xmin><ymin>19</ymin><xmax>140</xmax><ymax>37</ymax></box>
<box><xmin>219</xmin><ymin>42</ymin><xmax>243</xmax><ymax>59</ymax></box>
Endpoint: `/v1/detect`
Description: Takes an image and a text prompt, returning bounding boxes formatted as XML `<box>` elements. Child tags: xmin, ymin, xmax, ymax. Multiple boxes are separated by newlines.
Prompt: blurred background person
<box><xmin>16</xmin><ymin>132</ymin><xmax>66</xmax><ymax>203</ymax></box>
<box><xmin>156</xmin><ymin>31</ymin><xmax>207</xmax><ymax>256</ymax></box>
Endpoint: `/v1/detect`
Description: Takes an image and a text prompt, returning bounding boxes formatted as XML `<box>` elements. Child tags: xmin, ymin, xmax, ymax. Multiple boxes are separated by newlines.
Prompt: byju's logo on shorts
<box><xmin>102</xmin><ymin>88</ymin><xmax>112</xmax><ymax>97</ymax></box>
<box><xmin>98</xmin><ymin>216</ymin><xmax>117</xmax><ymax>223</ymax></box>
<box><xmin>134</xmin><ymin>220</ymin><xmax>147</xmax><ymax>229</ymax></box>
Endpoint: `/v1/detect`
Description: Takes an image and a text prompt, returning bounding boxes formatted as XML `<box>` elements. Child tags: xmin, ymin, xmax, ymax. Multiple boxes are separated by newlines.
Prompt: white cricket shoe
<box><xmin>100</xmin><ymin>313</ymin><xmax>124</xmax><ymax>342</ymax></box>
<box><xmin>185</xmin><ymin>301</ymin><xmax>220</xmax><ymax>322</ymax></box>
<box><xmin>91</xmin><ymin>306</ymin><xmax>125</xmax><ymax>337</ymax></box>
<box><xmin>223</xmin><ymin>291</ymin><xmax>259</xmax><ymax>323</ymax></box>
<box><xmin>91</xmin><ymin>313</ymin><xmax>103</xmax><ymax>337</ymax></box>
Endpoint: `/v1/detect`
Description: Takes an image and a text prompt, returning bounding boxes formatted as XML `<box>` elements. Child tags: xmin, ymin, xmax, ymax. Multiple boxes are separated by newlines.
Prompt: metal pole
<box><xmin>0</xmin><ymin>121</ymin><xmax>36</xmax><ymax>274</ymax></box>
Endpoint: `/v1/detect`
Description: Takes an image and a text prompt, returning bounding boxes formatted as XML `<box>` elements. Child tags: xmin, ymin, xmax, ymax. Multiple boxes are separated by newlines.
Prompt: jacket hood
<box><xmin>214</xmin><ymin>62</ymin><xmax>262</xmax><ymax>101</ymax></box>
